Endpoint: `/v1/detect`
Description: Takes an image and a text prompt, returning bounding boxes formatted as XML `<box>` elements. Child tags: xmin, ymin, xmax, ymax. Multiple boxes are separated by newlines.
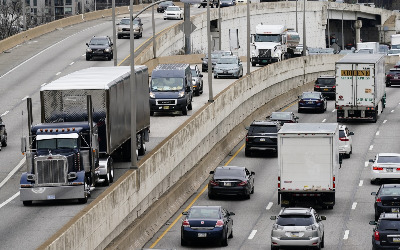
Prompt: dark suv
<box><xmin>86</xmin><ymin>36</ymin><xmax>113</xmax><ymax>61</ymax></box>
<box><xmin>245</xmin><ymin>120</ymin><xmax>280</xmax><ymax>157</ymax></box>
<box><xmin>372</xmin><ymin>184</ymin><xmax>400</xmax><ymax>221</ymax></box>
<box><xmin>314</xmin><ymin>75</ymin><xmax>336</xmax><ymax>99</ymax></box>
<box><xmin>0</xmin><ymin>116</ymin><xmax>7</xmax><ymax>151</ymax></box>
<box><xmin>370</xmin><ymin>213</ymin><xmax>400</xmax><ymax>249</ymax></box>
<box><xmin>386</xmin><ymin>68</ymin><xmax>400</xmax><ymax>87</ymax></box>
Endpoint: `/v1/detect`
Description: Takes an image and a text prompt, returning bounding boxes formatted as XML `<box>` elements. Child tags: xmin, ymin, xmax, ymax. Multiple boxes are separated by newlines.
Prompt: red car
<box><xmin>386</xmin><ymin>68</ymin><xmax>400</xmax><ymax>87</ymax></box>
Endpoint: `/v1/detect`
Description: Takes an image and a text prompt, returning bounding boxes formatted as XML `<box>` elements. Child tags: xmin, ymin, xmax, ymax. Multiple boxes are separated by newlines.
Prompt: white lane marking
<box><xmin>332</xmin><ymin>109</ymin><xmax>336</xmax><ymax>112</ymax></box>
<box><xmin>248</xmin><ymin>230</ymin><xmax>257</xmax><ymax>240</ymax></box>
<box><xmin>383</xmin><ymin>120</ymin><xmax>387</xmax><ymax>124</ymax></box>
<box><xmin>351</xmin><ymin>202</ymin><xmax>357</xmax><ymax>210</ymax></box>
<box><xmin>365</xmin><ymin>161</ymin><xmax>369</xmax><ymax>167</ymax></box>
<box><xmin>376</xmin><ymin>131</ymin><xmax>380</xmax><ymax>136</ymax></box>
<box><xmin>56</xmin><ymin>72</ymin><xmax>61</xmax><ymax>76</ymax></box>
<box><xmin>369</xmin><ymin>145</ymin><xmax>374</xmax><ymax>151</ymax></box>
<box><xmin>1</xmin><ymin>111</ymin><xmax>9</xmax><ymax>116</ymax></box>
<box><xmin>21</xmin><ymin>96</ymin><xmax>29</xmax><ymax>101</ymax></box>
<box><xmin>266</xmin><ymin>202</ymin><xmax>273</xmax><ymax>210</ymax></box>
<box><xmin>82</xmin><ymin>54</ymin><xmax>86</xmax><ymax>57</ymax></box>
<box><xmin>41</xmin><ymin>83</ymin><xmax>47</xmax><ymax>87</ymax></box>
<box><xmin>391</xmin><ymin>110</ymin><xmax>395</xmax><ymax>113</ymax></box>
<box><xmin>0</xmin><ymin>192</ymin><xmax>20</xmax><ymax>209</ymax></box>
<box><xmin>322</xmin><ymin>119</ymin><xmax>326</xmax><ymax>123</ymax></box>
<box><xmin>0</xmin><ymin>158</ymin><xmax>26</xmax><ymax>188</ymax></box>
<box><xmin>70</xmin><ymin>61</ymin><xmax>75</xmax><ymax>65</ymax></box>
<box><xmin>343</xmin><ymin>230</ymin><xmax>350</xmax><ymax>240</ymax></box>
<box><xmin>359</xmin><ymin>180</ymin><xmax>363</xmax><ymax>186</ymax></box>
<box><xmin>0</xmin><ymin>22</ymin><xmax>107</xmax><ymax>79</ymax></box>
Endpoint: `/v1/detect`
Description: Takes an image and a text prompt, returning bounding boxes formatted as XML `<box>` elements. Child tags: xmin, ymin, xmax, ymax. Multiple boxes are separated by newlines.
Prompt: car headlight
<box><xmin>178</xmin><ymin>91</ymin><xmax>185</xmax><ymax>98</ymax></box>
<box><xmin>86</xmin><ymin>48</ymin><xmax>92</xmax><ymax>52</ymax></box>
<box><xmin>232</xmin><ymin>67</ymin><xmax>239</xmax><ymax>71</ymax></box>
<box><xmin>105</xmin><ymin>48</ymin><xmax>111</xmax><ymax>52</ymax></box>
<box><xmin>149</xmin><ymin>92</ymin><xmax>155</xmax><ymax>98</ymax></box>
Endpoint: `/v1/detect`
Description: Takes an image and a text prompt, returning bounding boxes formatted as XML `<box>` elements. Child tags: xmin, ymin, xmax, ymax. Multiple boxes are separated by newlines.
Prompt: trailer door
<box><xmin>355</xmin><ymin>63</ymin><xmax>376</xmax><ymax>107</ymax></box>
<box><xmin>336</xmin><ymin>63</ymin><xmax>355</xmax><ymax>106</ymax></box>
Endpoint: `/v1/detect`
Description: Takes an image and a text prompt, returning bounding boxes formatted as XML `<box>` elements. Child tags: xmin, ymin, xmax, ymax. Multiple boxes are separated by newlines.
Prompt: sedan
<box><xmin>339</xmin><ymin>125</ymin><xmax>354</xmax><ymax>158</ymax></box>
<box><xmin>220</xmin><ymin>0</ymin><xmax>236</xmax><ymax>7</ymax></box>
<box><xmin>163</xmin><ymin>6</ymin><xmax>183</xmax><ymax>20</ymax></box>
<box><xmin>268</xmin><ymin>111</ymin><xmax>298</xmax><ymax>126</ymax></box>
<box><xmin>208</xmin><ymin>166</ymin><xmax>255</xmax><ymax>199</ymax></box>
<box><xmin>181</xmin><ymin>206</ymin><xmax>235</xmax><ymax>247</ymax></box>
<box><xmin>371</xmin><ymin>184</ymin><xmax>400</xmax><ymax>221</ymax></box>
<box><xmin>190</xmin><ymin>65</ymin><xmax>204</xmax><ymax>96</ymax></box>
<box><xmin>386</xmin><ymin>68</ymin><xmax>400</xmax><ymax>87</ymax></box>
<box><xmin>370</xmin><ymin>153</ymin><xmax>400</xmax><ymax>184</ymax></box>
<box><xmin>298</xmin><ymin>91</ymin><xmax>327</xmax><ymax>113</ymax></box>
<box><xmin>213</xmin><ymin>56</ymin><xmax>243</xmax><ymax>79</ymax></box>
<box><xmin>157</xmin><ymin>0</ymin><xmax>174</xmax><ymax>13</ymax></box>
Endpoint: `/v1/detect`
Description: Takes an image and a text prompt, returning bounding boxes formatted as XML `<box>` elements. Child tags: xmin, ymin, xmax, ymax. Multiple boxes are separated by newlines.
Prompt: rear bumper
<box><xmin>150</xmin><ymin>98</ymin><xmax>187</xmax><ymax>112</ymax></box>
<box><xmin>208</xmin><ymin>186</ymin><xmax>248</xmax><ymax>196</ymax></box>
<box><xmin>271</xmin><ymin>236</ymin><xmax>320</xmax><ymax>247</ymax></box>
<box><xmin>371</xmin><ymin>171</ymin><xmax>400</xmax><ymax>181</ymax></box>
<box><xmin>20</xmin><ymin>185</ymin><xmax>86</xmax><ymax>201</ymax></box>
<box><xmin>182</xmin><ymin>227</ymin><xmax>224</xmax><ymax>242</ymax></box>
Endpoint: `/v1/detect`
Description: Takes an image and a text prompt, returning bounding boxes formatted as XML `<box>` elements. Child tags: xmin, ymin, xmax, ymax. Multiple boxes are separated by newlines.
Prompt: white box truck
<box><xmin>391</xmin><ymin>34</ymin><xmax>400</xmax><ymax>49</ymax></box>
<box><xmin>278</xmin><ymin>123</ymin><xmax>339</xmax><ymax>209</ymax></box>
<box><xmin>356</xmin><ymin>42</ymin><xmax>379</xmax><ymax>54</ymax></box>
<box><xmin>335</xmin><ymin>53</ymin><xmax>386</xmax><ymax>123</ymax></box>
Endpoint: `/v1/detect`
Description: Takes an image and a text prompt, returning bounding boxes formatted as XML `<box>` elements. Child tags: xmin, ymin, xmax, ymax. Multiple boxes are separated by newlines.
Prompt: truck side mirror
<box><xmin>339</xmin><ymin>153</ymin><xmax>343</xmax><ymax>167</ymax></box>
<box><xmin>21</xmin><ymin>137</ymin><xmax>27</xmax><ymax>153</ymax></box>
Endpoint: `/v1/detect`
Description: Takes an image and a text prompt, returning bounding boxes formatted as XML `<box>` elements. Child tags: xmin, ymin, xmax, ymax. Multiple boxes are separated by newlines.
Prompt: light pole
<box><xmin>218</xmin><ymin>0</ymin><xmax>221</xmax><ymax>50</ymax></box>
<box><xmin>152</xmin><ymin>0</ymin><xmax>156</xmax><ymax>58</ymax></box>
<box><xmin>246</xmin><ymin>0</ymin><xmax>250</xmax><ymax>75</ymax></box>
<box><xmin>112</xmin><ymin>0</ymin><xmax>117</xmax><ymax>66</ymax></box>
<box><xmin>295</xmin><ymin>0</ymin><xmax>298</xmax><ymax>32</ymax></box>
<box><xmin>302</xmin><ymin>0</ymin><xmax>306</xmax><ymax>56</ymax></box>
<box><xmin>207</xmin><ymin>0</ymin><xmax>213</xmax><ymax>102</ymax></box>
<box><xmin>327</xmin><ymin>2</ymin><xmax>330</xmax><ymax>47</ymax></box>
<box><xmin>341</xmin><ymin>6</ymin><xmax>347</xmax><ymax>50</ymax></box>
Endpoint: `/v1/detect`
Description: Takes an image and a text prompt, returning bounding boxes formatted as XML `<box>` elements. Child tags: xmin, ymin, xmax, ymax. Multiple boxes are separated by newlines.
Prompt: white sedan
<box><xmin>370</xmin><ymin>153</ymin><xmax>400</xmax><ymax>184</ymax></box>
<box><xmin>163</xmin><ymin>6</ymin><xmax>183</xmax><ymax>20</ymax></box>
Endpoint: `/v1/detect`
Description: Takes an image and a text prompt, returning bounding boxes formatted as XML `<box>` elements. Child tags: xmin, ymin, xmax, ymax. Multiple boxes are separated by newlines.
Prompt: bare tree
<box><xmin>0</xmin><ymin>0</ymin><xmax>23</xmax><ymax>40</ymax></box>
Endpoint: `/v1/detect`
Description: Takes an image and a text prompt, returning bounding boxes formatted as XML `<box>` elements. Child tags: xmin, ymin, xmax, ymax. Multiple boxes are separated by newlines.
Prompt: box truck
<box><xmin>335</xmin><ymin>53</ymin><xmax>386</xmax><ymax>123</ymax></box>
<box><xmin>278</xmin><ymin>123</ymin><xmax>339</xmax><ymax>209</ymax></box>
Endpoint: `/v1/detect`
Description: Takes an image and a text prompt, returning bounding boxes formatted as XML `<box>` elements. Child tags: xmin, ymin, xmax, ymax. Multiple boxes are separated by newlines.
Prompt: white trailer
<box><xmin>278</xmin><ymin>123</ymin><xmax>339</xmax><ymax>209</ymax></box>
<box><xmin>356</xmin><ymin>42</ymin><xmax>379</xmax><ymax>54</ymax></box>
<box><xmin>391</xmin><ymin>34</ymin><xmax>400</xmax><ymax>49</ymax></box>
<box><xmin>335</xmin><ymin>54</ymin><xmax>386</xmax><ymax>123</ymax></box>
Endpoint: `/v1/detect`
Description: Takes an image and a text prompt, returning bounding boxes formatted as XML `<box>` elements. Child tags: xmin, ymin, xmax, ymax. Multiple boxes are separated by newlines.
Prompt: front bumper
<box><xmin>164</xmin><ymin>14</ymin><xmax>180</xmax><ymax>19</ymax></box>
<box><xmin>20</xmin><ymin>185</ymin><xmax>86</xmax><ymax>201</ymax></box>
<box><xmin>149</xmin><ymin>98</ymin><xmax>187</xmax><ymax>113</ymax></box>
<box><xmin>214</xmin><ymin>69</ymin><xmax>240</xmax><ymax>78</ymax></box>
<box><xmin>251</xmin><ymin>57</ymin><xmax>279</xmax><ymax>65</ymax></box>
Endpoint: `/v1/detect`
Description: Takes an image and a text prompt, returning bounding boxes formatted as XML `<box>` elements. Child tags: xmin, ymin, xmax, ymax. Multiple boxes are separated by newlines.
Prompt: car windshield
<box><xmin>316</xmin><ymin>78</ymin><xmax>335</xmax><ymax>86</ymax></box>
<box><xmin>188</xmin><ymin>207</ymin><xmax>220</xmax><ymax>219</ymax></box>
<box><xmin>357</xmin><ymin>49</ymin><xmax>373</xmax><ymax>54</ymax></box>
<box><xmin>320</xmin><ymin>48</ymin><xmax>334</xmax><ymax>54</ymax></box>
<box><xmin>389</xmin><ymin>70</ymin><xmax>400</xmax><ymax>74</ymax></box>
<box><xmin>277</xmin><ymin>215</ymin><xmax>314</xmax><ymax>226</ymax></box>
<box><xmin>254</xmin><ymin>34</ymin><xmax>281</xmax><ymax>43</ymax></box>
<box><xmin>218</xmin><ymin>58</ymin><xmax>237</xmax><ymax>64</ymax></box>
<box><xmin>90</xmin><ymin>38</ymin><xmax>108</xmax><ymax>45</ymax></box>
<box><xmin>205</xmin><ymin>53</ymin><xmax>223</xmax><ymax>59</ymax></box>
<box><xmin>378</xmin><ymin>220</ymin><xmax>400</xmax><ymax>231</ymax></box>
<box><xmin>302</xmin><ymin>92</ymin><xmax>320</xmax><ymax>99</ymax></box>
<box><xmin>120</xmin><ymin>19</ymin><xmax>130</xmax><ymax>25</ymax></box>
<box><xmin>214</xmin><ymin>168</ymin><xmax>245</xmax><ymax>178</ymax></box>
<box><xmin>379</xmin><ymin>187</ymin><xmax>400</xmax><ymax>196</ymax></box>
<box><xmin>270</xmin><ymin>112</ymin><xmax>291</xmax><ymax>120</ymax></box>
<box><xmin>160</xmin><ymin>1</ymin><xmax>172</xmax><ymax>6</ymax></box>
<box><xmin>377</xmin><ymin>156</ymin><xmax>400</xmax><ymax>163</ymax></box>
<box><xmin>167</xmin><ymin>6</ymin><xmax>179</xmax><ymax>11</ymax></box>
<box><xmin>249</xmin><ymin>125</ymin><xmax>277</xmax><ymax>133</ymax></box>
<box><xmin>37</xmin><ymin>138</ymin><xmax>78</xmax><ymax>150</ymax></box>
<box><xmin>388</xmin><ymin>49</ymin><xmax>400</xmax><ymax>55</ymax></box>
<box><xmin>151</xmin><ymin>77</ymin><xmax>184</xmax><ymax>91</ymax></box>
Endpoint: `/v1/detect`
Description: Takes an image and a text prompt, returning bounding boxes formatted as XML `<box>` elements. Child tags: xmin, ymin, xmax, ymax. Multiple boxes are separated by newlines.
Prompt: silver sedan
<box><xmin>213</xmin><ymin>56</ymin><xmax>243</xmax><ymax>79</ymax></box>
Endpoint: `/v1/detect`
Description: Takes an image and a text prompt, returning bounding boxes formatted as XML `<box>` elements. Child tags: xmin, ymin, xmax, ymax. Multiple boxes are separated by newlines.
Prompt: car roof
<box><xmin>318</xmin><ymin>75</ymin><xmax>335</xmax><ymax>79</ymax></box>
<box><xmin>215</xmin><ymin>166</ymin><xmax>245</xmax><ymax>171</ymax></box>
<box><xmin>271</xmin><ymin>111</ymin><xmax>293</xmax><ymax>115</ymax></box>
<box><xmin>251</xmin><ymin>120</ymin><xmax>279</xmax><ymax>126</ymax></box>
<box><xmin>381</xmin><ymin>184</ymin><xmax>400</xmax><ymax>188</ymax></box>
<box><xmin>279</xmin><ymin>207</ymin><xmax>313</xmax><ymax>216</ymax></box>
<box><xmin>377</xmin><ymin>153</ymin><xmax>400</xmax><ymax>157</ymax></box>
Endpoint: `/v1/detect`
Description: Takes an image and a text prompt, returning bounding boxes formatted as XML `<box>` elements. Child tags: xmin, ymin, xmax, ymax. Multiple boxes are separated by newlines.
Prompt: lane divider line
<box><xmin>56</xmin><ymin>72</ymin><xmax>61</xmax><ymax>76</ymax></box>
<box><xmin>369</xmin><ymin>145</ymin><xmax>373</xmax><ymax>151</ymax></box>
<box><xmin>343</xmin><ymin>230</ymin><xmax>350</xmax><ymax>240</ymax></box>
<box><xmin>248</xmin><ymin>230</ymin><xmax>257</xmax><ymax>240</ymax></box>
<box><xmin>21</xmin><ymin>96</ymin><xmax>29</xmax><ymax>101</ymax></box>
<box><xmin>383</xmin><ymin>120</ymin><xmax>387</xmax><ymax>124</ymax></box>
<box><xmin>359</xmin><ymin>180</ymin><xmax>363</xmax><ymax>187</ymax></box>
<box><xmin>1</xmin><ymin>111</ymin><xmax>9</xmax><ymax>116</ymax></box>
<box><xmin>332</xmin><ymin>109</ymin><xmax>336</xmax><ymax>112</ymax></box>
<box><xmin>266</xmin><ymin>202</ymin><xmax>273</xmax><ymax>210</ymax></box>
<box><xmin>0</xmin><ymin>192</ymin><xmax>20</xmax><ymax>209</ymax></box>
<box><xmin>351</xmin><ymin>202</ymin><xmax>357</xmax><ymax>210</ymax></box>
<box><xmin>0</xmin><ymin>158</ymin><xmax>25</xmax><ymax>189</ymax></box>
<box><xmin>322</xmin><ymin>119</ymin><xmax>326</xmax><ymax>123</ymax></box>
<box><xmin>376</xmin><ymin>131</ymin><xmax>380</xmax><ymax>136</ymax></box>
<box><xmin>41</xmin><ymin>83</ymin><xmax>47</xmax><ymax>87</ymax></box>
<box><xmin>365</xmin><ymin>161</ymin><xmax>369</xmax><ymax>167</ymax></box>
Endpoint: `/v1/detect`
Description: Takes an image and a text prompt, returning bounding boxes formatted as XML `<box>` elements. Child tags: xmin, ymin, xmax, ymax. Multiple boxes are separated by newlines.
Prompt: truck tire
<box><xmin>138</xmin><ymin>133</ymin><xmax>146</xmax><ymax>156</ymax></box>
<box><xmin>2</xmin><ymin>134</ymin><xmax>7</xmax><ymax>147</ymax></box>
<box><xmin>23</xmin><ymin>201</ymin><xmax>32</xmax><ymax>206</ymax></box>
<box><xmin>182</xmin><ymin>106</ymin><xmax>188</xmax><ymax>115</ymax></box>
<box><xmin>252</xmin><ymin>62</ymin><xmax>256</xmax><ymax>67</ymax></box>
<box><xmin>103</xmin><ymin>159</ymin><xmax>114</xmax><ymax>186</ymax></box>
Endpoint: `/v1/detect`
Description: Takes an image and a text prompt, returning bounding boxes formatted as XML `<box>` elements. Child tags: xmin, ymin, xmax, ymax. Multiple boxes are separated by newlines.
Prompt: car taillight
<box><xmin>316</xmin><ymin>100</ymin><xmax>322</xmax><ymax>103</ymax></box>
<box><xmin>374</xmin><ymin>231</ymin><xmax>380</xmax><ymax>241</ymax></box>
<box><xmin>182</xmin><ymin>219</ymin><xmax>190</xmax><ymax>227</ymax></box>
<box><xmin>210</xmin><ymin>180</ymin><xmax>219</xmax><ymax>186</ymax></box>
<box><xmin>333</xmin><ymin>176</ymin><xmax>335</xmax><ymax>189</ymax></box>
<box><xmin>238</xmin><ymin>181</ymin><xmax>247</xmax><ymax>186</ymax></box>
<box><xmin>315</xmin><ymin>85</ymin><xmax>320</xmax><ymax>88</ymax></box>
<box><xmin>299</xmin><ymin>100</ymin><xmax>305</xmax><ymax>104</ymax></box>
<box><xmin>376</xmin><ymin>197</ymin><xmax>381</xmax><ymax>203</ymax></box>
<box><xmin>246</xmin><ymin>134</ymin><xmax>249</xmax><ymax>142</ymax></box>
<box><xmin>339</xmin><ymin>137</ymin><xmax>349</xmax><ymax>141</ymax></box>
<box><xmin>373</xmin><ymin>167</ymin><xmax>384</xmax><ymax>170</ymax></box>
<box><xmin>215</xmin><ymin>220</ymin><xmax>224</xmax><ymax>227</ymax></box>
<box><xmin>332</xmin><ymin>85</ymin><xmax>336</xmax><ymax>88</ymax></box>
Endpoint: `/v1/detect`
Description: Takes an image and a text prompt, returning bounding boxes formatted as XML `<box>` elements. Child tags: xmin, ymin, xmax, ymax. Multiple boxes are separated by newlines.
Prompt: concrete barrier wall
<box><xmin>40</xmin><ymin>53</ymin><xmax>340</xmax><ymax>250</ymax></box>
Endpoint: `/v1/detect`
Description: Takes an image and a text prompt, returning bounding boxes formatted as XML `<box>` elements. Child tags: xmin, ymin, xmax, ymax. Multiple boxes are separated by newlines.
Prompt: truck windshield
<box><xmin>151</xmin><ymin>77</ymin><xmax>184</xmax><ymax>91</ymax></box>
<box><xmin>37</xmin><ymin>138</ymin><xmax>78</xmax><ymax>150</ymax></box>
<box><xmin>254</xmin><ymin>34</ymin><xmax>281</xmax><ymax>43</ymax></box>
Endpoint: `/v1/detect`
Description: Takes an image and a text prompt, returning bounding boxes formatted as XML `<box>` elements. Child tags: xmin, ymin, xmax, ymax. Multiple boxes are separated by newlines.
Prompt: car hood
<box><xmin>165</xmin><ymin>10</ymin><xmax>180</xmax><ymax>14</ymax></box>
<box><xmin>254</xmin><ymin>42</ymin><xmax>280</xmax><ymax>50</ymax></box>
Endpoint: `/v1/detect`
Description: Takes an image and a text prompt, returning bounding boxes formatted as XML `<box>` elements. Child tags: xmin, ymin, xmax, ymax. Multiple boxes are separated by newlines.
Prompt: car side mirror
<box><xmin>210</xmin><ymin>170</ymin><xmax>214</xmax><ymax>174</ymax></box>
<box><xmin>320</xmin><ymin>215</ymin><xmax>326</xmax><ymax>220</ymax></box>
<box><xmin>245</xmin><ymin>126</ymin><xmax>249</xmax><ymax>130</ymax></box>
<box><xmin>182</xmin><ymin>211</ymin><xmax>188</xmax><ymax>215</ymax></box>
<box><xmin>86</xmin><ymin>43</ymin><xmax>89</xmax><ymax>46</ymax></box>
<box><xmin>295</xmin><ymin>116</ymin><xmax>299</xmax><ymax>119</ymax></box>
<box><xmin>110</xmin><ymin>42</ymin><xmax>113</xmax><ymax>46</ymax></box>
<box><xmin>251</xmin><ymin>171</ymin><xmax>255</xmax><ymax>175</ymax></box>
<box><xmin>229</xmin><ymin>212</ymin><xmax>235</xmax><ymax>216</ymax></box>
<box><xmin>199</xmin><ymin>74</ymin><xmax>203</xmax><ymax>77</ymax></box>
<box><xmin>270</xmin><ymin>216</ymin><xmax>276</xmax><ymax>220</ymax></box>
<box><xmin>369</xmin><ymin>159</ymin><xmax>374</xmax><ymax>163</ymax></box>
<box><xmin>369</xmin><ymin>221</ymin><xmax>377</xmax><ymax>225</ymax></box>
<box><xmin>371</xmin><ymin>192</ymin><xmax>377</xmax><ymax>195</ymax></box>
<box><xmin>349</xmin><ymin>132</ymin><xmax>354</xmax><ymax>135</ymax></box>
<box><xmin>201</xmin><ymin>58</ymin><xmax>203</xmax><ymax>60</ymax></box>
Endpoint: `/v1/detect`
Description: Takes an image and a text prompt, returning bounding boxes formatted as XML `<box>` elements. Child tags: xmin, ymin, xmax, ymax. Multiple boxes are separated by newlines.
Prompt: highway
<box><xmin>144</xmin><ymin>78</ymin><xmax>400</xmax><ymax>250</ymax></box>
<box><xmin>0</xmin><ymin>6</ymin><xmax>223</xmax><ymax>249</ymax></box>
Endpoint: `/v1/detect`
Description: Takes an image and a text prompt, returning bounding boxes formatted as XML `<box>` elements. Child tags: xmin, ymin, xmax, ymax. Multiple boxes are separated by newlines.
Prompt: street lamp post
<box><xmin>207</xmin><ymin>0</ymin><xmax>213</xmax><ymax>102</ymax></box>
<box><xmin>327</xmin><ymin>2</ymin><xmax>330</xmax><ymax>47</ymax></box>
<box><xmin>129</xmin><ymin>0</ymin><xmax>137</xmax><ymax>169</ymax></box>
<box><xmin>246</xmin><ymin>0</ymin><xmax>250</xmax><ymax>75</ymax></box>
<box><xmin>112</xmin><ymin>0</ymin><xmax>117</xmax><ymax>66</ymax></box>
<box><xmin>302</xmin><ymin>0</ymin><xmax>306</xmax><ymax>56</ymax></box>
<box><xmin>295</xmin><ymin>0</ymin><xmax>298</xmax><ymax>32</ymax></box>
<box><xmin>341</xmin><ymin>7</ymin><xmax>346</xmax><ymax>50</ymax></box>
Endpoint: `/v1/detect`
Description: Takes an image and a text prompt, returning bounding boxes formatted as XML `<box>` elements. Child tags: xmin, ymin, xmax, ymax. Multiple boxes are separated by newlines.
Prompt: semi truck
<box><xmin>20</xmin><ymin>66</ymin><xmax>150</xmax><ymax>205</ymax></box>
<box><xmin>335</xmin><ymin>54</ymin><xmax>386</xmax><ymax>123</ymax></box>
<box><xmin>277</xmin><ymin>123</ymin><xmax>339</xmax><ymax>209</ymax></box>
<box><xmin>251</xmin><ymin>24</ymin><xmax>300</xmax><ymax>66</ymax></box>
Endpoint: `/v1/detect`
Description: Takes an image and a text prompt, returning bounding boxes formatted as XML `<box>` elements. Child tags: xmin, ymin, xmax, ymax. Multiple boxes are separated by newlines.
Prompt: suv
<box><xmin>270</xmin><ymin>207</ymin><xmax>326</xmax><ymax>250</ymax></box>
<box><xmin>201</xmin><ymin>50</ymin><xmax>233</xmax><ymax>72</ymax></box>
<box><xmin>85</xmin><ymin>36</ymin><xmax>113</xmax><ymax>61</ymax></box>
<box><xmin>370</xmin><ymin>213</ymin><xmax>400</xmax><ymax>249</ymax></box>
<box><xmin>0</xmin><ymin>116</ymin><xmax>7</xmax><ymax>151</ymax></box>
<box><xmin>338</xmin><ymin>125</ymin><xmax>353</xmax><ymax>158</ymax></box>
<box><xmin>385</xmin><ymin>68</ymin><xmax>400</xmax><ymax>87</ymax></box>
<box><xmin>116</xmin><ymin>17</ymin><xmax>143</xmax><ymax>39</ymax></box>
<box><xmin>372</xmin><ymin>184</ymin><xmax>400</xmax><ymax>221</ymax></box>
<box><xmin>314</xmin><ymin>75</ymin><xmax>336</xmax><ymax>99</ymax></box>
<box><xmin>190</xmin><ymin>65</ymin><xmax>203</xmax><ymax>96</ymax></box>
<box><xmin>245</xmin><ymin>120</ymin><xmax>280</xmax><ymax>157</ymax></box>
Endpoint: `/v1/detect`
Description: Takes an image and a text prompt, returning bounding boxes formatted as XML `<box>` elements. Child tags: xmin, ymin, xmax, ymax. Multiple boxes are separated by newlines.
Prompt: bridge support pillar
<box><xmin>355</xmin><ymin>20</ymin><xmax>362</xmax><ymax>44</ymax></box>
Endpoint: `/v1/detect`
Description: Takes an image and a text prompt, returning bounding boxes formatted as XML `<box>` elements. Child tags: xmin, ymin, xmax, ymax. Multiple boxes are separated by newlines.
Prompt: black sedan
<box><xmin>298</xmin><ymin>91</ymin><xmax>327</xmax><ymax>113</ymax></box>
<box><xmin>268</xmin><ymin>111</ymin><xmax>298</xmax><ymax>126</ymax></box>
<box><xmin>208</xmin><ymin>166</ymin><xmax>255</xmax><ymax>199</ymax></box>
<box><xmin>157</xmin><ymin>1</ymin><xmax>174</xmax><ymax>13</ymax></box>
<box><xmin>386</xmin><ymin>68</ymin><xmax>400</xmax><ymax>87</ymax></box>
<box><xmin>369</xmin><ymin>213</ymin><xmax>400</xmax><ymax>249</ymax></box>
<box><xmin>372</xmin><ymin>184</ymin><xmax>400</xmax><ymax>221</ymax></box>
<box><xmin>181</xmin><ymin>206</ymin><xmax>234</xmax><ymax>247</ymax></box>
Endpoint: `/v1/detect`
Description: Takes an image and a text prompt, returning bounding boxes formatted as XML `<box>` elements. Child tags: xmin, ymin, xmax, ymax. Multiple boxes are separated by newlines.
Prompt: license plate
<box><xmin>393</xmin><ymin>237</ymin><xmax>400</xmax><ymax>242</ymax></box>
<box><xmin>224</xmin><ymin>182</ymin><xmax>232</xmax><ymax>186</ymax></box>
<box><xmin>223</xmin><ymin>70</ymin><xmax>228</xmax><ymax>74</ymax></box>
<box><xmin>323</xmin><ymin>88</ymin><xmax>329</xmax><ymax>91</ymax></box>
<box><xmin>47</xmin><ymin>195</ymin><xmax>55</xmax><ymax>200</ymax></box>
<box><xmin>291</xmin><ymin>232</ymin><xmax>299</xmax><ymax>237</ymax></box>
<box><xmin>307</xmin><ymin>101</ymin><xmax>313</xmax><ymax>104</ymax></box>
<box><xmin>163</xmin><ymin>106</ymin><xmax>169</xmax><ymax>110</ymax></box>
<box><xmin>198</xmin><ymin>233</ymin><xmax>207</xmax><ymax>237</ymax></box>
<box><xmin>387</xmin><ymin>168</ymin><xmax>393</xmax><ymax>172</ymax></box>
<box><xmin>395</xmin><ymin>77</ymin><xmax>399</xmax><ymax>79</ymax></box>
<box><xmin>262</xmin><ymin>60</ymin><xmax>267</xmax><ymax>63</ymax></box>
<box><xmin>260</xmin><ymin>138</ymin><xmax>265</xmax><ymax>142</ymax></box>
<box><xmin>392</xmin><ymin>208</ymin><xmax>400</xmax><ymax>212</ymax></box>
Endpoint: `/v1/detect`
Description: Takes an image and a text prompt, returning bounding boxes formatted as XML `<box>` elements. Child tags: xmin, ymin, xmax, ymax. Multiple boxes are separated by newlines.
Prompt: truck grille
<box><xmin>259</xmin><ymin>49</ymin><xmax>271</xmax><ymax>57</ymax></box>
<box><xmin>35</xmin><ymin>156</ymin><xmax>67</xmax><ymax>184</ymax></box>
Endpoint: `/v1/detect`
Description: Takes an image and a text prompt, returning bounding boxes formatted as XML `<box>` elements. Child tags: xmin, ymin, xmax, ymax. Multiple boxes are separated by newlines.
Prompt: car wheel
<box><xmin>371</xmin><ymin>179</ymin><xmax>377</xmax><ymax>185</ymax></box>
<box><xmin>245</xmin><ymin>148</ymin><xmax>251</xmax><ymax>157</ymax></box>
<box><xmin>108</xmin><ymin>55</ymin><xmax>112</xmax><ymax>61</ymax></box>
<box><xmin>221</xmin><ymin>231</ymin><xmax>228</xmax><ymax>246</ymax></box>
<box><xmin>214</xmin><ymin>74</ymin><xmax>217</xmax><ymax>79</ymax></box>
<box><xmin>182</xmin><ymin>106</ymin><xmax>188</xmax><ymax>116</ymax></box>
<box><xmin>350</xmin><ymin>146</ymin><xmax>353</xmax><ymax>154</ymax></box>
<box><xmin>195</xmin><ymin>90</ymin><xmax>200</xmax><ymax>96</ymax></box>
<box><xmin>150</xmin><ymin>111</ymin><xmax>154</xmax><ymax>116</ymax></box>
<box><xmin>345</xmin><ymin>152</ymin><xmax>351</xmax><ymax>159</ymax></box>
<box><xmin>2</xmin><ymin>134</ymin><xmax>7</xmax><ymax>147</ymax></box>
<box><xmin>375</xmin><ymin>211</ymin><xmax>380</xmax><ymax>221</ymax></box>
<box><xmin>228</xmin><ymin>227</ymin><xmax>233</xmax><ymax>238</ymax></box>
<box><xmin>140</xmin><ymin>32</ymin><xmax>143</xmax><ymax>38</ymax></box>
<box><xmin>315</xmin><ymin>243</ymin><xmax>321</xmax><ymax>250</ymax></box>
<box><xmin>164</xmin><ymin>18</ymin><xmax>166</xmax><ymax>20</ymax></box>
<box><xmin>251</xmin><ymin>185</ymin><xmax>254</xmax><ymax>194</ymax></box>
<box><xmin>188</xmin><ymin>100</ymin><xmax>193</xmax><ymax>110</ymax></box>
<box><xmin>252</xmin><ymin>62</ymin><xmax>256</xmax><ymax>67</ymax></box>
<box><xmin>86</xmin><ymin>55</ymin><xmax>91</xmax><ymax>61</ymax></box>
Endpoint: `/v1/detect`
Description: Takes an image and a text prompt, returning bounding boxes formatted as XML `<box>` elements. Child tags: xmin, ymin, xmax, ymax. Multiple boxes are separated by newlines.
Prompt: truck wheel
<box><xmin>2</xmin><ymin>134</ymin><xmax>7</xmax><ymax>147</ymax></box>
<box><xmin>23</xmin><ymin>201</ymin><xmax>32</xmax><ymax>206</ymax></box>
<box><xmin>138</xmin><ymin>134</ymin><xmax>146</xmax><ymax>156</ymax></box>
<box><xmin>188</xmin><ymin>101</ymin><xmax>193</xmax><ymax>110</ymax></box>
<box><xmin>103</xmin><ymin>159</ymin><xmax>114</xmax><ymax>186</ymax></box>
<box><xmin>182</xmin><ymin>106</ymin><xmax>188</xmax><ymax>115</ymax></box>
<box><xmin>252</xmin><ymin>62</ymin><xmax>256</xmax><ymax>67</ymax></box>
